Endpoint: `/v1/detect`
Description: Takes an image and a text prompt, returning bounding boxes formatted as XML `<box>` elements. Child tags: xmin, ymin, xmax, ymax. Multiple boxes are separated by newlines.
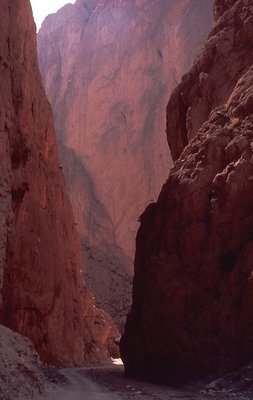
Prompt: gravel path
<box><xmin>40</xmin><ymin>361</ymin><xmax>252</xmax><ymax>400</ymax></box>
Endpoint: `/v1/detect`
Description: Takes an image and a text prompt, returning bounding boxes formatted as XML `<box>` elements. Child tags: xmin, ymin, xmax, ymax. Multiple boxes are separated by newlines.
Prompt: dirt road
<box><xmin>41</xmin><ymin>361</ymin><xmax>251</xmax><ymax>400</ymax></box>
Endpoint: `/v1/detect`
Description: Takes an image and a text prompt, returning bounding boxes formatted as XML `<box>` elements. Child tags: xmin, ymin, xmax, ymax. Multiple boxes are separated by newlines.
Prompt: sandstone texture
<box><xmin>0</xmin><ymin>324</ymin><xmax>44</xmax><ymax>400</ymax></box>
<box><xmin>0</xmin><ymin>0</ymin><xmax>118</xmax><ymax>367</ymax></box>
<box><xmin>37</xmin><ymin>0</ymin><xmax>214</xmax><ymax>327</ymax></box>
<box><xmin>121</xmin><ymin>0</ymin><xmax>253</xmax><ymax>383</ymax></box>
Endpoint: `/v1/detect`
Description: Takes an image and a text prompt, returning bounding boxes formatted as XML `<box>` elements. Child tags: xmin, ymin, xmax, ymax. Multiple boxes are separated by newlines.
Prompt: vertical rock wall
<box><xmin>121</xmin><ymin>0</ymin><xmax>253</xmax><ymax>383</ymax></box>
<box><xmin>0</xmin><ymin>0</ymin><xmax>117</xmax><ymax>367</ymax></box>
<box><xmin>37</xmin><ymin>0</ymin><xmax>214</xmax><ymax>327</ymax></box>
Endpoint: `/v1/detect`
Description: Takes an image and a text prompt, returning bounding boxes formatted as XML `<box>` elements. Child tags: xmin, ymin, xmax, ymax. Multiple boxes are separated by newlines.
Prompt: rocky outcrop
<box><xmin>121</xmin><ymin>0</ymin><xmax>253</xmax><ymax>383</ymax></box>
<box><xmin>0</xmin><ymin>324</ymin><xmax>44</xmax><ymax>399</ymax></box>
<box><xmin>37</xmin><ymin>0</ymin><xmax>214</xmax><ymax>327</ymax></box>
<box><xmin>0</xmin><ymin>0</ymin><xmax>118</xmax><ymax>367</ymax></box>
<box><xmin>167</xmin><ymin>0</ymin><xmax>253</xmax><ymax>161</ymax></box>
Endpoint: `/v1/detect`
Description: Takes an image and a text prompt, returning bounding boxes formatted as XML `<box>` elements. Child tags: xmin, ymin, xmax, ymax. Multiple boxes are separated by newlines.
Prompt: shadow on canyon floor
<box><xmin>40</xmin><ymin>360</ymin><xmax>253</xmax><ymax>400</ymax></box>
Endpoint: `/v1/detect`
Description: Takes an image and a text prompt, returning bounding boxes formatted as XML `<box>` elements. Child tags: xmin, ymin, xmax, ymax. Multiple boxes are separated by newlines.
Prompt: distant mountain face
<box><xmin>0</xmin><ymin>0</ymin><xmax>118</xmax><ymax>366</ymax></box>
<box><xmin>121</xmin><ymin>0</ymin><xmax>253</xmax><ymax>384</ymax></box>
<box><xmin>38</xmin><ymin>0</ymin><xmax>214</xmax><ymax>327</ymax></box>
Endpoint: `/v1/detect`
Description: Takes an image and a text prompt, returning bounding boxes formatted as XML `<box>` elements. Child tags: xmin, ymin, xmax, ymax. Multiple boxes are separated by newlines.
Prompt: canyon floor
<box><xmin>40</xmin><ymin>360</ymin><xmax>252</xmax><ymax>400</ymax></box>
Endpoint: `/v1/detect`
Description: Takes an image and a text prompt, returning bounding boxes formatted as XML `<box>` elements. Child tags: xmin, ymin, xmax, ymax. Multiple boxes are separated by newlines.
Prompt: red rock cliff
<box><xmin>37</xmin><ymin>0</ymin><xmax>214</xmax><ymax>327</ymax></box>
<box><xmin>0</xmin><ymin>0</ymin><xmax>117</xmax><ymax>366</ymax></box>
<box><xmin>121</xmin><ymin>0</ymin><xmax>253</xmax><ymax>383</ymax></box>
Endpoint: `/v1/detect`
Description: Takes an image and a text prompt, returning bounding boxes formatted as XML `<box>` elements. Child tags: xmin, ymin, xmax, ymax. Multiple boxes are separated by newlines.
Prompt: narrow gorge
<box><xmin>37</xmin><ymin>0</ymin><xmax>214</xmax><ymax>328</ymax></box>
<box><xmin>2</xmin><ymin>0</ymin><xmax>253</xmax><ymax>398</ymax></box>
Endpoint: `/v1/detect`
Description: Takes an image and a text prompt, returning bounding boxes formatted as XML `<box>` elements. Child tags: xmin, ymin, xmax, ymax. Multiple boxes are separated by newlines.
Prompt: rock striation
<box><xmin>37</xmin><ymin>0</ymin><xmax>214</xmax><ymax>327</ymax></box>
<box><xmin>0</xmin><ymin>0</ymin><xmax>117</xmax><ymax>367</ymax></box>
<box><xmin>121</xmin><ymin>0</ymin><xmax>253</xmax><ymax>383</ymax></box>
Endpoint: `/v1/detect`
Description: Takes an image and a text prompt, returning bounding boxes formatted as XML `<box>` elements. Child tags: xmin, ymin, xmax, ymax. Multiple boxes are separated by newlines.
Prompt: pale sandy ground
<box><xmin>40</xmin><ymin>360</ymin><xmax>252</xmax><ymax>400</ymax></box>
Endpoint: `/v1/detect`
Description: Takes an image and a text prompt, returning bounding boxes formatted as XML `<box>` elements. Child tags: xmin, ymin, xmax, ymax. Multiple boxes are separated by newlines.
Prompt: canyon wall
<box><xmin>0</xmin><ymin>0</ymin><xmax>117</xmax><ymax>367</ymax></box>
<box><xmin>38</xmin><ymin>0</ymin><xmax>214</xmax><ymax>327</ymax></box>
<box><xmin>121</xmin><ymin>0</ymin><xmax>253</xmax><ymax>383</ymax></box>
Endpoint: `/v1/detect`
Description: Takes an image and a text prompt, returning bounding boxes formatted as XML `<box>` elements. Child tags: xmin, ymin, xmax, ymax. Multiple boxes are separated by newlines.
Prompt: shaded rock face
<box><xmin>37</xmin><ymin>0</ymin><xmax>214</xmax><ymax>327</ymax></box>
<box><xmin>121</xmin><ymin>0</ymin><xmax>253</xmax><ymax>384</ymax></box>
<box><xmin>167</xmin><ymin>0</ymin><xmax>253</xmax><ymax>161</ymax></box>
<box><xmin>58</xmin><ymin>145</ymin><xmax>132</xmax><ymax>331</ymax></box>
<box><xmin>0</xmin><ymin>324</ymin><xmax>44</xmax><ymax>399</ymax></box>
<box><xmin>0</xmin><ymin>0</ymin><xmax>117</xmax><ymax>367</ymax></box>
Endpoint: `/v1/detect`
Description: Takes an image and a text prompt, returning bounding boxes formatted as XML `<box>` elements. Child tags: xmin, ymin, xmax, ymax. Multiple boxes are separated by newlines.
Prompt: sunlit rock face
<box><xmin>121</xmin><ymin>0</ymin><xmax>253</xmax><ymax>384</ymax></box>
<box><xmin>0</xmin><ymin>0</ymin><xmax>118</xmax><ymax>366</ymax></box>
<box><xmin>38</xmin><ymin>0</ymin><xmax>214</xmax><ymax>327</ymax></box>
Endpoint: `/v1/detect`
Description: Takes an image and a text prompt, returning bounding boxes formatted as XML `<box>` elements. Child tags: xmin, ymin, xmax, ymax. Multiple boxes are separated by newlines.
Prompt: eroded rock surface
<box><xmin>166</xmin><ymin>0</ymin><xmax>253</xmax><ymax>161</ymax></box>
<box><xmin>0</xmin><ymin>0</ymin><xmax>117</xmax><ymax>367</ymax></box>
<box><xmin>38</xmin><ymin>0</ymin><xmax>214</xmax><ymax>327</ymax></box>
<box><xmin>121</xmin><ymin>0</ymin><xmax>253</xmax><ymax>383</ymax></box>
<box><xmin>0</xmin><ymin>324</ymin><xmax>44</xmax><ymax>400</ymax></box>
